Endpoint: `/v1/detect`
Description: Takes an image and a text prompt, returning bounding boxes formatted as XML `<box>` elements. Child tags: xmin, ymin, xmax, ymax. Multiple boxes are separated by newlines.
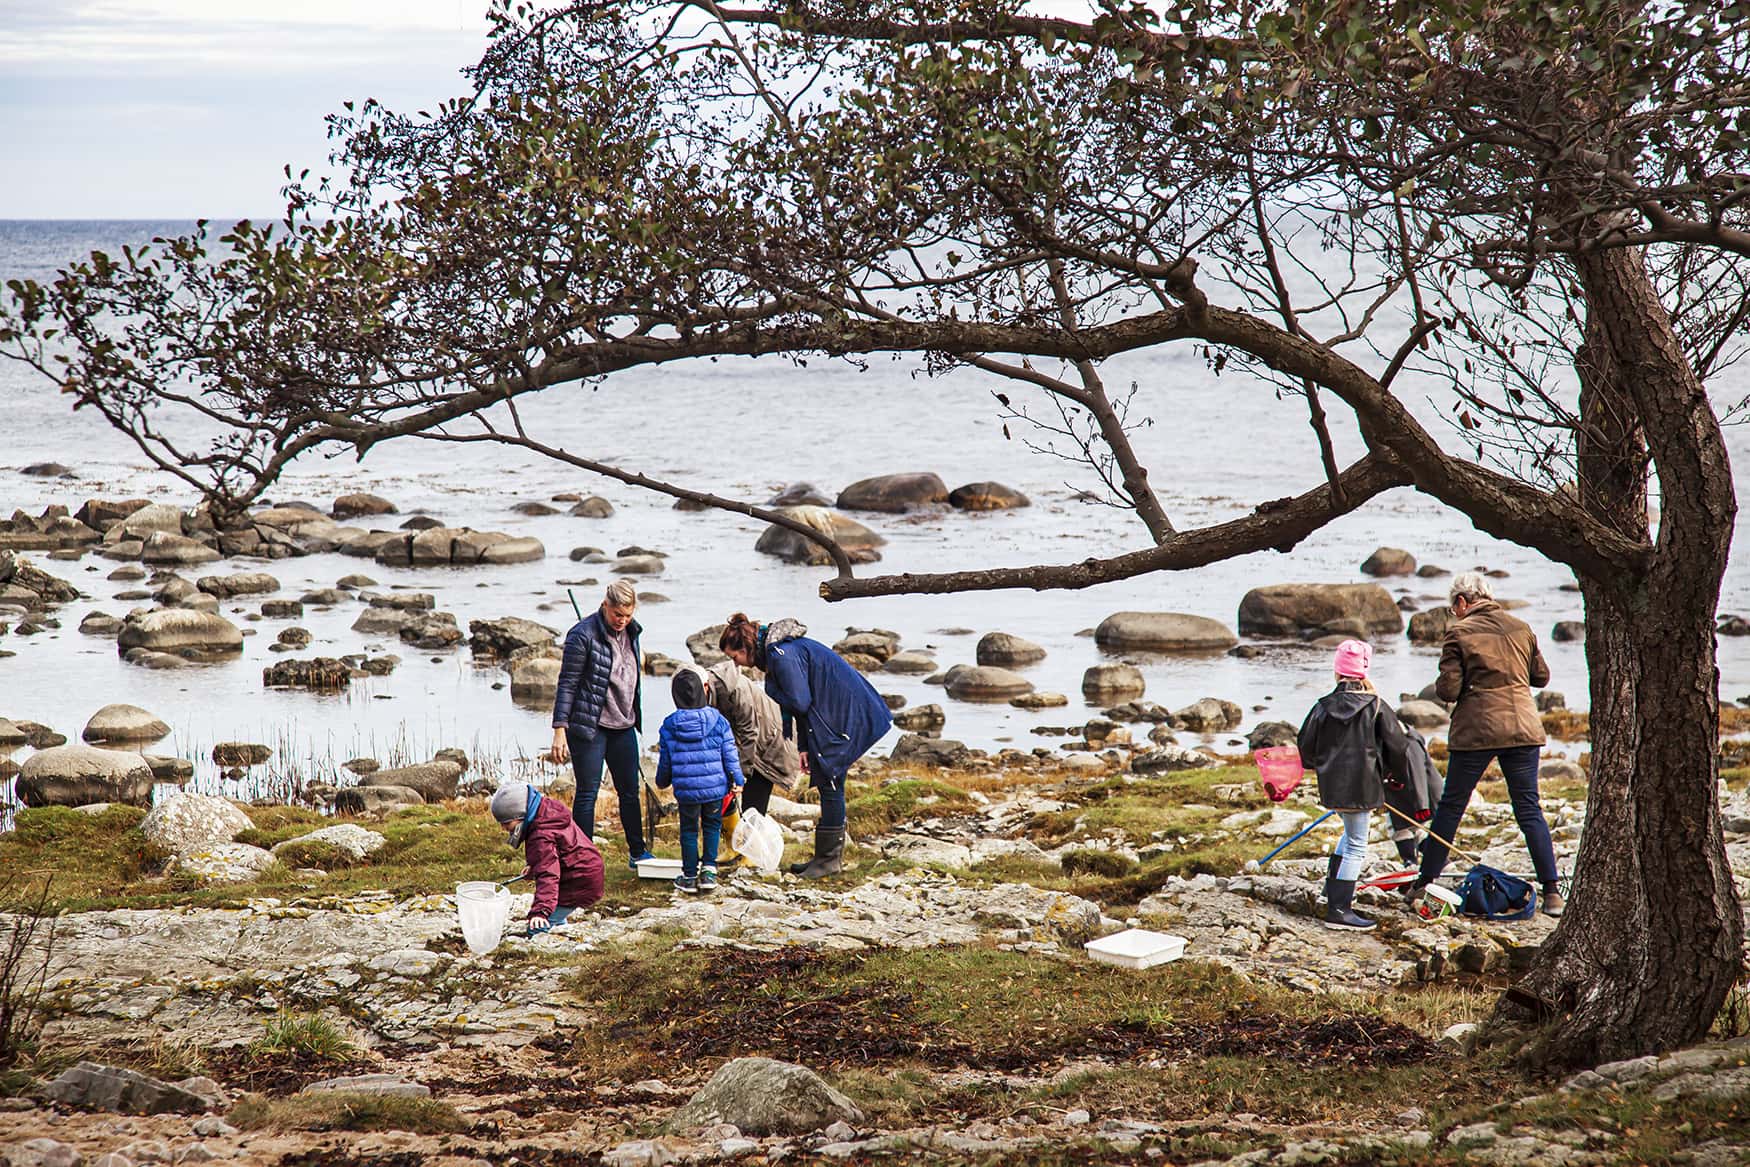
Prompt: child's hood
<box><xmin>665</xmin><ymin>707</ymin><xmax>719</xmax><ymax>743</ymax></box>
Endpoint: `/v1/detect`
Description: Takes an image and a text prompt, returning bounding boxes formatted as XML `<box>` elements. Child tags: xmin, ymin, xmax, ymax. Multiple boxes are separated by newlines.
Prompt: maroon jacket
<box><xmin>524</xmin><ymin>795</ymin><xmax>604</xmax><ymax>917</ymax></box>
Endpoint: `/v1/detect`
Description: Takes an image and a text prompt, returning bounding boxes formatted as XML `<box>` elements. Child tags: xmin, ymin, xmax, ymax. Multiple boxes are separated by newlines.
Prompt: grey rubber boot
<box><xmin>796</xmin><ymin>826</ymin><xmax>846</xmax><ymax>879</ymax></box>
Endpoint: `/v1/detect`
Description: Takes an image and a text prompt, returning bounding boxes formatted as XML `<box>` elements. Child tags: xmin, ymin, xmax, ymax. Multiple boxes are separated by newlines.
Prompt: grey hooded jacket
<box><xmin>704</xmin><ymin>661</ymin><xmax>803</xmax><ymax>790</ymax></box>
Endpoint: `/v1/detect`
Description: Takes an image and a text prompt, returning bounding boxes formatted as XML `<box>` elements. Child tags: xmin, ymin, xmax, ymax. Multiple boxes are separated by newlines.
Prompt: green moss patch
<box><xmin>229</xmin><ymin>1090</ymin><xmax>467</xmax><ymax>1134</ymax></box>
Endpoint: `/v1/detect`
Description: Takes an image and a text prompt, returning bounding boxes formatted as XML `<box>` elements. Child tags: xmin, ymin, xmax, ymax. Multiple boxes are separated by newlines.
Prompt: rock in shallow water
<box><xmin>18</xmin><ymin>744</ymin><xmax>154</xmax><ymax>807</ymax></box>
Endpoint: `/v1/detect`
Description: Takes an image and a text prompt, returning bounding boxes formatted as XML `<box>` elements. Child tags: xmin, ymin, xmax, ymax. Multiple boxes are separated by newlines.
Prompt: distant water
<box><xmin>4</xmin><ymin>220</ymin><xmax>1749</xmax><ymax>816</ymax></box>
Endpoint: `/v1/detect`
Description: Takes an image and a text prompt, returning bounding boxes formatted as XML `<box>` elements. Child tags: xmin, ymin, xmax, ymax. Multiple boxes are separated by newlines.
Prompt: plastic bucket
<box><xmin>456</xmin><ymin>880</ymin><xmax>511</xmax><ymax>955</ymax></box>
<box><xmin>1254</xmin><ymin>746</ymin><xmax>1305</xmax><ymax>802</ymax></box>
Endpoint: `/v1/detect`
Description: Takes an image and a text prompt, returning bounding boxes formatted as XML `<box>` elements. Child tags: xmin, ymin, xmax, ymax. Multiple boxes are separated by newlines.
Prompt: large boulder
<box><xmin>1095</xmin><ymin>612</ymin><xmax>1239</xmax><ymax>653</ymax></box>
<box><xmin>1360</xmin><ymin>547</ymin><xmax>1418</xmax><ymax>577</ymax></box>
<box><xmin>332</xmin><ymin>493</ymin><xmax>398</xmax><ymax>519</ymax></box>
<box><xmin>335</xmin><ymin>784</ymin><xmax>426</xmax><ymax>815</ymax></box>
<box><xmin>42</xmin><ymin>1062</ymin><xmax>213</xmax><ymax>1115</ymax></box>
<box><xmin>173</xmin><ymin>842</ymin><xmax>276</xmax><ymax>884</ymax></box>
<box><xmin>1408</xmin><ymin>606</ymin><xmax>1456</xmax><ymax>645</ymax></box>
<box><xmin>948</xmin><ymin>482</ymin><xmax>1030</xmax><ymax>511</ymax></box>
<box><xmin>138</xmin><ymin>531</ymin><xmax>219</xmax><ymax>567</ymax></box>
<box><xmin>1082</xmin><ymin>664</ymin><xmax>1145</xmax><ymax>703</ymax></box>
<box><xmin>890</xmin><ymin>733</ymin><xmax>972</xmax><ymax>767</ymax></box>
<box><xmin>1173</xmin><ymin>697</ymin><xmax>1243</xmax><ymax>733</ymax></box>
<box><xmin>263</xmin><ymin>657</ymin><xmax>352</xmax><ymax>689</ymax></box>
<box><xmin>943</xmin><ymin>665</ymin><xmax>1034</xmax><ymax>702</ymax></box>
<box><xmin>687</xmin><ymin>624</ymin><xmax>728</xmax><ymax>667</ymax></box>
<box><xmin>1396</xmin><ymin>699</ymin><xmax>1451</xmax><ymax>730</ymax></box>
<box><xmin>511</xmin><ymin>657</ymin><xmax>563</xmax><ymax>704</ymax></box>
<box><xmin>1132</xmin><ymin>744</ymin><xmax>1218</xmax><ymax>774</ymax></box>
<box><xmin>835</xmin><ymin>472</ymin><xmax>949</xmax><ymax>513</ymax></box>
<box><xmin>359</xmin><ymin>761</ymin><xmax>462</xmax><ymax>802</ymax></box>
<box><xmin>116</xmin><ymin>609</ymin><xmax>243</xmax><ymax>660</ymax></box>
<box><xmin>976</xmin><ymin>632</ymin><xmax>1045</xmax><ymax>667</ymax></box>
<box><xmin>18</xmin><ymin>745</ymin><xmax>154</xmax><ymax>807</ymax></box>
<box><xmin>140</xmin><ymin>793</ymin><xmax>252</xmax><ymax>856</ymax></box>
<box><xmin>196</xmin><ymin>572</ymin><xmax>280</xmax><ymax>598</ymax></box>
<box><xmin>272</xmin><ymin>823</ymin><xmax>387</xmax><ymax>862</ymax></box>
<box><xmin>397</xmin><ymin>612</ymin><xmax>464</xmax><ymax>649</ymax></box>
<box><xmin>469</xmin><ymin>617</ymin><xmax>559</xmax><ymax>660</ymax></box>
<box><xmin>891</xmin><ymin>704</ymin><xmax>946</xmax><ymax>734</ymax></box>
<box><xmin>755</xmin><ymin>506</ymin><xmax>885</xmax><ymax>566</ymax></box>
<box><xmin>81</xmin><ymin>703</ymin><xmax>170</xmax><ymax>744</ymax></box>
<box><xmin>665</xmin><ymin>1057</ymin><xmax>863</xmax><ymax>1136</ymax></box>
<box><xmin>1237</xmin><ymin>583</ymin><xmax>1405</xmax><ymax>638</ymax></box>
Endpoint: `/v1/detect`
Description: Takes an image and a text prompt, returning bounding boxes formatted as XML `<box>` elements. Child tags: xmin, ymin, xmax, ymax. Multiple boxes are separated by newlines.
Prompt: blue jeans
<box><xmin>1417</xmin><ymin>744</ymin><xmax>1557</xmax><ymax>886</ymax></box>
<box><xmin>810</xmin><ymin>755</ymin><xmax>847</xmax><ymax>831</ymax></box>
<box><xmin>1334</xmin><ymin>810</ymin><xmax>1371</xmax><ymax>881</ymax></box>
<box><xmin>678</xmin><ymin>800</ymin><xmax>723</xmax><ymax>877</ymax></box>
<box><xmin>567</xmin><ymin>726</ymin><xmax>645</xmax><ymax>855</ymax></box>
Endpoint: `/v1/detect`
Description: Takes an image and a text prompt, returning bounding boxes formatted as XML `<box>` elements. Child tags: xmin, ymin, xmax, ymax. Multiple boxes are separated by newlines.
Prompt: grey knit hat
<box><xmin>490</xmin><ymin>783</ymin><xmax>539</xmax><ymax>846</ymax></box>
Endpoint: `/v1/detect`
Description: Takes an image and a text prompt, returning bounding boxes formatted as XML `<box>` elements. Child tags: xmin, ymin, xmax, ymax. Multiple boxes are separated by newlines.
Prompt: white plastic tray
<box><xmin>1084</xmin><ymin>928</ymin><xmax>1188</xmax><ymax>970</ymax></box>
<box><xmin>635</xmin><ymin>857</ymin><xmax>684</xmax><ymax>880</ymax></box>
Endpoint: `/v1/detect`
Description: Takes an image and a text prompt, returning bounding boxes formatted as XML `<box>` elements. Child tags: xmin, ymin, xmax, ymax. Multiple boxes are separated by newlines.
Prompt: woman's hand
<box><xmin>799</xmin><ymin>753</ymin><xmax>811</xmax><ymax>775</ymax></box>
<box><xmin>551</xmin><ymin>727</ymin><xmax>570</xmax><ymax>765</ymax></box>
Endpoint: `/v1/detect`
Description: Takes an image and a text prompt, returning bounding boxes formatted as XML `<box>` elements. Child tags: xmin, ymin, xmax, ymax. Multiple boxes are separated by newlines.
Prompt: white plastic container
<box><xmin>1084</xmin><ymin>928</ymin><xmax>1188</xmax><ymax>970</ymax></box>
<box><xmin>635</xmin><ymin>857</ymin><xmax>685</xmax><ymax>880</ymax></box>
<box><xmin>455</xmin><ymin>881</ymin><xmax>511</xmax><ymax>955</ymax></box>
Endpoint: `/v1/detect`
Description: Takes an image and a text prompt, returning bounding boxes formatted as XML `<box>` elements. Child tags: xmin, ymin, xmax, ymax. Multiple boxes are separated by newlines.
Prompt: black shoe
<box><xmin>796</xmin><ymin>827</ymin><xmax>846</xmax><ymax>879</ymax></box>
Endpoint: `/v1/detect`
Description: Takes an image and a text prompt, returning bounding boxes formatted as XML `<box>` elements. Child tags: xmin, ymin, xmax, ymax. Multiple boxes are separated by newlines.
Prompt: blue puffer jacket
<box><xmin>655</xmin><ymin>707</ymin><xmax>744</xmax><ymax>805</ymax></box>
<box><xmin>763</xmin><ymin>630</ymin><xmax>892</xmax><ymax>780</ymax></box>
<box><xmin>552</xmin><ymin>610</ymin><xmax>643</xmax><ymax>739</ymax></box>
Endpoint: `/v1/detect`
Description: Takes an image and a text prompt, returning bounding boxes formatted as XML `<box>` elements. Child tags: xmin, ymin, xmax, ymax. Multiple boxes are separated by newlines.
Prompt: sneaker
<box><xmin>628</xmin><ymin>850</ymin><xmax>655</xmax><ymax>873</ymax></box>
<box><xmin>699</xmin><ymin>867</ymin><xmax>718</xmax><ymax>893</ymax></box>
<box><xmin>673</xmin><ymin>874</ymin><xmax>699</xmax><ymax>894</ymax></box>
<box><xmin>1541</xmin><ymin>889</ymin><xmax>1565</xmax><ymax>917</ymax></box>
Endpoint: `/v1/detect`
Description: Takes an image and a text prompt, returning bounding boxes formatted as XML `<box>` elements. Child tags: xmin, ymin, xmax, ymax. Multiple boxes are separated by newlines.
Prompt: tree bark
<box><xmin>1507</xmin><ymin>247</ymin><xmax>1741</xmax><ymax>1066</ymax></box>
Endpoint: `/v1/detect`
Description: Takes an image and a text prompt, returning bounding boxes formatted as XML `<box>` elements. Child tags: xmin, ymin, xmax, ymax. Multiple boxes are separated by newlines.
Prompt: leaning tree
<box><xmin>6</xmin><ymin>0</ymin><xmax>1750</xmax><ymax>1065</ymax></box>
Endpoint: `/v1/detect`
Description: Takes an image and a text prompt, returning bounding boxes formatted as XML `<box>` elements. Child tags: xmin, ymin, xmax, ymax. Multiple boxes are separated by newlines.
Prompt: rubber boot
<box><xmin>796</xmin><ymin>827</ymin><xmax>846</xmax><ymax>879</ymax></box>
<box><xmin>716</xmin><ymin>809</ymin><xmax>744</xmax><ymax>871</ymax></box>
<box><xmin>1323</xmin><ymin>858</ymin><xmax>1377</xmax><ymax>931</ymax></box>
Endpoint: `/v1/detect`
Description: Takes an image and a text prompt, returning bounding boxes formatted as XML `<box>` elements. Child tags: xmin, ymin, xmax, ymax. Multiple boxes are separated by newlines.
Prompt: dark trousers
<box><xmin>810</xmin><ymin>753</ymin><xmax>847</xmax><ymax>830</ymax></box>
<box><xmin>567</xmin><ymin>725</ymin><xmax>645</xmax><ymax>855</ymax></box>
<box><xmin>678</xmin><ymin>800</ymin><xmax>723</xmax><ymax>877</ymax></box>
<box><xmin>1417</xmin><ymin>744</ymin><xmax>1558</xmax><ymax>886</ymax></box>
<box><xmin>742</xmin><ymin>773</ymin><xmax>774</xmax><ymax>816</ymax></box>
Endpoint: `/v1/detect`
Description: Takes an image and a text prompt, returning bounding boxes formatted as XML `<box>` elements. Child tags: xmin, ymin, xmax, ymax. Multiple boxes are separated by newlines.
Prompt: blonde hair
<box><xmin>604</xmin><ymin>580</ymin><xmax>638</xmax><ymax>609</ymax></box>
<box><xmin>1336</xmin><ymin>675</ymin><xmax>1378</xmax><ymax>693</ymax></box>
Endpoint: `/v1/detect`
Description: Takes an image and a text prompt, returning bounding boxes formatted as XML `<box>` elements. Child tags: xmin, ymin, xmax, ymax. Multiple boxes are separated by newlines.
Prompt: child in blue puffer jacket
<box><xmin>655</xmin><ymin>666</ymin><xmax>744</xmax><ymax>894</ymax></box>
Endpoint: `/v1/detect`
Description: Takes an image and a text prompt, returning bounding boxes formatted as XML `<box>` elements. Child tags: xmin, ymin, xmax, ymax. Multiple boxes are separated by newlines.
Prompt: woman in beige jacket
<box><xmin>1408</xmin><ymin>571</ymin><xmax>1564</xmax><ymax>917</ymax></box>
<box><xmin>700</xmin><ymin>660</ymin><xmax>803</xmax><ymax>815</ymax></box>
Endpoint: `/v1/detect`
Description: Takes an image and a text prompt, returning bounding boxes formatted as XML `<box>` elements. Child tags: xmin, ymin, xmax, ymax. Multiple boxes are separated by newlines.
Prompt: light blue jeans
<box><xmin>1335</xmin><ymin>810</ymin><xmax>1371</xmax><ymax>881</ymax></box>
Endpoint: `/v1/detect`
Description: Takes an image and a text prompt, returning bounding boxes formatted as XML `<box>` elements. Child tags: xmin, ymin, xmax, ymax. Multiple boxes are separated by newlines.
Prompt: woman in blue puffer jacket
<box><xmin>655</xmin><ymin>667</ymin><xmax>744</xmax><ymax>894</ymax></box>
<box><xmin>718</xmin><ymin>613</ymin><xmax>892</xmax><ymax>878</ymax></box>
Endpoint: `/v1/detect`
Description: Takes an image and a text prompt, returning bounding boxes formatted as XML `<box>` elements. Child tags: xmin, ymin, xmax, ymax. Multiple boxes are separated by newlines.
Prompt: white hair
<box><xmin>1449</xmin><ymin>571</ymin><xmax>1495</xmax><ymax>605</ymax></box>
<box><xmin>604</xmin><ymin>580</ymin><xmax>638</xmax><ymax>609</ymax></box>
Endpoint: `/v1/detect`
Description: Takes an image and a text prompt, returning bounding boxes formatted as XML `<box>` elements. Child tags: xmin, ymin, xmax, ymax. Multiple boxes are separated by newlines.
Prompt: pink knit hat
<box><xmin>1333</xmin><ymin>639</ymin><xmax>1372</xmax><ymax>679</ymax></box>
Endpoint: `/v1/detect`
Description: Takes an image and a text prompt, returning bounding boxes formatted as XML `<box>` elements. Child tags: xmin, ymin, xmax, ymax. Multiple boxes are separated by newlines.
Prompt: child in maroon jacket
<box><xmin>490</xmin><ymin>784</ymin><xmax>605</xmax><ymax>934</ymax></box>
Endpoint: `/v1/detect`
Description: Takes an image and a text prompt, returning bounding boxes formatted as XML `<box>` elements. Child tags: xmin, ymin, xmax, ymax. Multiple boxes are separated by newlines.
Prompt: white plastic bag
<box><xmin>732</xmin><ymin>808</ymin><xmax>785</xmax><ymax>875</ymax></box>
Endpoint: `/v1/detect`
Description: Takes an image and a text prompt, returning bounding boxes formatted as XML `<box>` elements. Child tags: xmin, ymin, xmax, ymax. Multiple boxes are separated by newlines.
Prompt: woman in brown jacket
<box><xmin>1407</xmin><ymin>572</ymin><xmax>1564</xmax><ymax>916</ymax></box>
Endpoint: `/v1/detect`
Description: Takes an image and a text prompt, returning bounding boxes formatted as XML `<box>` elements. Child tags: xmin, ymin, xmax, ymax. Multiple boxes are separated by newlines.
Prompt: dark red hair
<box><xmin>719</xmin><ymin>613</ymin><xmax>761</xmax><ymax>661</ymax></box>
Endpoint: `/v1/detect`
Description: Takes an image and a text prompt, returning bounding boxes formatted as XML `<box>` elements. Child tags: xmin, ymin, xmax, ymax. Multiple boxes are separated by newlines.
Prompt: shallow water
<box><xmin>4</xmin><ymin>220</ymin><xmax>1750</xmax><ymax>812</ymax></box>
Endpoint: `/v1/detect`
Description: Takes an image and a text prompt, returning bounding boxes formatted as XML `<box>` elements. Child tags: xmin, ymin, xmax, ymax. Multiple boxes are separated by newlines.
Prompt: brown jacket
<box><xmin>705</xmin><ymin>660</ymin><xmax>804</xmax><ymax>790</ymax></box>
<box><xmin>1436</xmin><ymin>600</ymin><xmax>1550</xmax><ymax>750</ymax></box>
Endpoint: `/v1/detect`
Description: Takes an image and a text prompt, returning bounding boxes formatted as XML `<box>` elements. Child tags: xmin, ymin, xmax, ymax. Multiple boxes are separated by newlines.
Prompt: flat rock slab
<box><xmin>300</xmin><ymin>1074</ymin><xmax>430</xmax><ymax>1098</ymax></box>
<box><xmin>42</xmin><ymin>1061</ymin><xmax>212</xmax><ymax>1115</ymax></box>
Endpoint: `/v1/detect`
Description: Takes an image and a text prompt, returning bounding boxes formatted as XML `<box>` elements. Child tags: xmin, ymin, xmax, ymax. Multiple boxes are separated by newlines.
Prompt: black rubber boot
<box><xmin>795</xmin><ymin>827</ymin><xmax>846</xmax><ymax>879</ymax></box>
<box><xmin>1395</xmin><ymin>836</ymin><xmax>1419</xmax><ymax>865</ymax></box>
<box><xmin>1323</xmin><ymin>855</ymin><xmax>1376</xmax><ymax>931</ymax></box>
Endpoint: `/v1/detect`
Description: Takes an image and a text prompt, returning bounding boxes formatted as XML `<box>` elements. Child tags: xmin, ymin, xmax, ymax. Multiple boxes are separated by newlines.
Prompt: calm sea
<box><xmin>3</xmin><ymin>220</ymin><xmax>1748</xmax><ymax>812</ymax></box>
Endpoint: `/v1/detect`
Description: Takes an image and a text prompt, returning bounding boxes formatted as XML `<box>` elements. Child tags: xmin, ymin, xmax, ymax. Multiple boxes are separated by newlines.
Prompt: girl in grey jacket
<box><xmin>1296</xmin><ymin>640</ymin><xmax>1417</xmax><ymax>931</ymax></box>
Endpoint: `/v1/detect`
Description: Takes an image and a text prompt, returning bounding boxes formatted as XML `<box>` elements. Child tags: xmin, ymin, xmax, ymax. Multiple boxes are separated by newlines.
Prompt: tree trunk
<box><xmin>1506</xmin><ymin>248</ymin><xmax>1741</xmax><ymax>1066</ymax></box>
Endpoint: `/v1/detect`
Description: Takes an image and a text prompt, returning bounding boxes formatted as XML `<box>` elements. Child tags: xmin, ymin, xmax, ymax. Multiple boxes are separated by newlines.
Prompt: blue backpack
<box><xmin>1455</xmin><ymin>864</ymin><xmax>1537</xmax><ymax>920</ymax></box>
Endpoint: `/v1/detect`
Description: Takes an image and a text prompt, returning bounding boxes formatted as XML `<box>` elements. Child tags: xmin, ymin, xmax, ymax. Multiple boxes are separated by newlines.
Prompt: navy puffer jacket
<box><xmin>552</xmin><ymin>610</ymin><xmax>643</xmax><ymax>738</ymax></box>
<box><xmin>655</xmin><ymin>707</ymin><xmax>744</xmax><ymax>804</ymax></box>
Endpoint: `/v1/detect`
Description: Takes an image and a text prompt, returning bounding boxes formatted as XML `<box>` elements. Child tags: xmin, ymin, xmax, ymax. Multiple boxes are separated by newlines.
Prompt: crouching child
<box><xmin>656</xmin><ymin>666</ymin><xmax>745</xmax><ymax>894</ymax></box>
<box><xmin>490</xmin><ymin>783</ymin><xmax>605</xmax><ymax>934</ymax></box>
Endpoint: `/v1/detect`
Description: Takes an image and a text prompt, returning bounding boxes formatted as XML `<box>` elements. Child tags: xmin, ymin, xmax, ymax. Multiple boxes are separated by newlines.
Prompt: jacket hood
<box><xmin>765</xmin><ymin>618</ymin><xmax>808</xmax><ymax>647</ymax></box>
<box><xmin>1322</xmin><ymin>687</ymin><xmax>1378</xmax><ymax>722</ymax></box>
<box><xmin>664</xmin><ymin>706</ymin><xmax>717</xmax><ymax>743</ymax></box>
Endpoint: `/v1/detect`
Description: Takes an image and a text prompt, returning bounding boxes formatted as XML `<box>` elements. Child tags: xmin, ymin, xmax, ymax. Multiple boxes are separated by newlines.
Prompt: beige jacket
<box><xmin>705</xmin><ymin>660</ymin><xmax>804</xmax><ymax>790</ymax></box>
<box><xmin>1436</xmin><ymin>600</ymin><xmax>1550</xmax><ymax>750</ymax></box>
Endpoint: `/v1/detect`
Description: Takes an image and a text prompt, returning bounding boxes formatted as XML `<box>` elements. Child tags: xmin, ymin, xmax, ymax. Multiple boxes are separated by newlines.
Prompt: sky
<box><xmin>0</xmin><ymin>1</ymin><xmax>493</xmax><ymax>219</ymax></box>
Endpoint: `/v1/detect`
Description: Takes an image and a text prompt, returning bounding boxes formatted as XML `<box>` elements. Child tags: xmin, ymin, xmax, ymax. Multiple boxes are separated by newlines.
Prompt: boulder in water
<box><xmin>754</xmin><ymin>506</ymin><xmax>885</xmax><ymax>566</ymax></box>
<box><xmin>835</xmin><ymin>473</ymin><xmax>948</xmax><ymax>513</ymax></box>
<box><xmin>1237</xmin><ymin>583</ymin><xmax>1405</xmax><ymax>638</ymax></box>
<box><xmin>1095</xmin><ymin>612</ymin><xmax>1238</xmax><ymax>653</ymax></box>
<box><xmin>81</xmin><ymin>703</ymin><xmax>170</xmax><ymax>744</ymax></box>
<box><xmin>18</xmin><ymin>744</ymin><xmax>154</xmax><ymax>807</ymax></box>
